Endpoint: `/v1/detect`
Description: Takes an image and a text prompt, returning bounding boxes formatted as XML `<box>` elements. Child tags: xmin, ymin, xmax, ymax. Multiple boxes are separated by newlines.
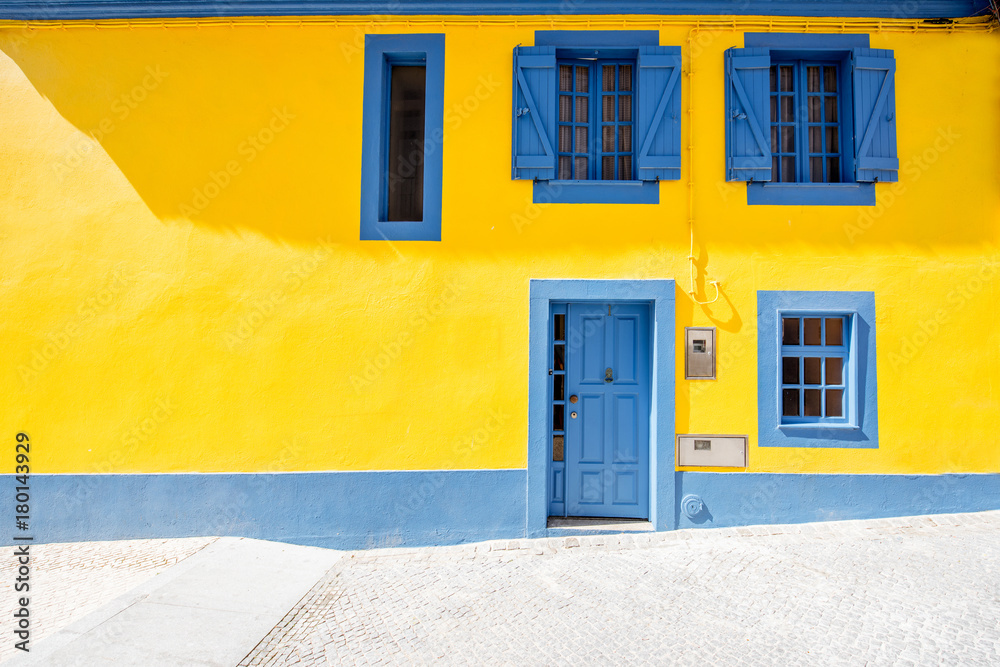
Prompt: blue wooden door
<box><xmin>562</xmin><ymin>303</ymin><xmax>650</xmax><ymax>519</ymax></box>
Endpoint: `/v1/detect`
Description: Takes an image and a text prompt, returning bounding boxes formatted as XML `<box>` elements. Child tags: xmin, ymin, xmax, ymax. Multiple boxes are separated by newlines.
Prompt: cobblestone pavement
<box><xmin>241</xmin><ymin>513</ymin><xmax>1000</xmax><ymax>666</ymax></box>
<box><xmin>0</xmin><ymin>537</ymin><xmax>216</xmax><ymax>664</ymax></box>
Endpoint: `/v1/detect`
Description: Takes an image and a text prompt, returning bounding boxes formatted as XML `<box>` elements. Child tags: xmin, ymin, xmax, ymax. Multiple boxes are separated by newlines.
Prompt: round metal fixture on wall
<box><xmin>681</xmin><ymin>494</ymin><xmax>705</xmax><ymax>519</ymax></box>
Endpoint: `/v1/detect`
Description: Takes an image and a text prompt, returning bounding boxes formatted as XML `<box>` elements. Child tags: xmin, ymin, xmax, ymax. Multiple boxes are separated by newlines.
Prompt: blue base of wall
<box><xmin>676</xmin><ymin>472</ymin><xmax>1000</xmax><ymax>528</ymax></box>
<box><xmin>5</xmin><ymin>470</ymin><xmax>526</xmax><ymax>550</ymax></box>
<box><xmin>5</xmin><ymin>470</ymin><xmax>999</xmax><ymax>549</ymax></box>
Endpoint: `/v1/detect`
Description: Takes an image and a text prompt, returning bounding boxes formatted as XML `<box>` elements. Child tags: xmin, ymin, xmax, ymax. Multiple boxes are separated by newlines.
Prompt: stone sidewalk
<box><xmin>241</xmin><ymin>512</ymin><xmax>1000</xmax><ymax>666</ymax></box>
<box><xmin>3</xmin><ymin>512</ymin><xmax>999</xmax><ymax>665</ymax></box>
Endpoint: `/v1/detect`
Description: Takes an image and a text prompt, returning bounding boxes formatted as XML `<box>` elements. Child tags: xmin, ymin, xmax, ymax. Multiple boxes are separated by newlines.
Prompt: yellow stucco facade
<box><xmin>2</xmin><ymin>16</ymin><xmax>997</xmax><ymax>486</ymax></box>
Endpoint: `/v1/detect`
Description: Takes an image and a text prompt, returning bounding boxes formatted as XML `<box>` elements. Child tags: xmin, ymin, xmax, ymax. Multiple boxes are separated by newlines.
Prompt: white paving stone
<box><xmin>241</xmin><ymin>512</ymin><xmax>1000</xmax><ymax>666</ymax></box>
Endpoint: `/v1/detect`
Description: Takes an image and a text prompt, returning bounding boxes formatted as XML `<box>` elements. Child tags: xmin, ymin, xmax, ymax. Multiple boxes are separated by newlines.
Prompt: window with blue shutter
<box><xmin>725</xmin><ymin>48</ymin><xmax>772</xmax><ymax>183</ymax></box>
<box><xmin>512</xmin><ymin>31</ymin><xmax>680</xmax><ymax>205</ymax></box>
<box><xmin>512</xmin><ymin>46</ymin><xmax>557</xmax><ymax>181</ymax></box>
<box><xmin>725</xmin><ymin>34</ymin><xmax>897</xmax><ymax>206</ymax></box>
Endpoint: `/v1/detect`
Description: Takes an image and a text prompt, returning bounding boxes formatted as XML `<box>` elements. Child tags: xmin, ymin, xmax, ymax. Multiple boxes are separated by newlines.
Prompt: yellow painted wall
<box><xmin>1</xmin><ymin>17</ymin><xmax>997</xmax><ymax>476</ymax></box>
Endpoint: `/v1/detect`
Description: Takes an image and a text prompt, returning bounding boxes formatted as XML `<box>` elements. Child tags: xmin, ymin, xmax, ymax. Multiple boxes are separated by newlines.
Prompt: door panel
<box><xmin>562</xmin><ymin>302</ymin><xmax>650</xmax><ymax>519</ymax></box>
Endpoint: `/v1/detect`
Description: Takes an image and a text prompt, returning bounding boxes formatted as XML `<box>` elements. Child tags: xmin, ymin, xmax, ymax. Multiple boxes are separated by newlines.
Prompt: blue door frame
<box><xmin>528</xmin><ymin>280</ymin><xmax>676</xmax><ymax>536</ymax></box>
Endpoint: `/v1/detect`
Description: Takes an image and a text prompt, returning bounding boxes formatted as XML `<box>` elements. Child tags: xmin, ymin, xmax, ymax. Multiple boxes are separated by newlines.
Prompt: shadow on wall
<box><xmin>1</xmin><ymin>26</ymin><xmax>358</xmax><ymax>244</ymax></box>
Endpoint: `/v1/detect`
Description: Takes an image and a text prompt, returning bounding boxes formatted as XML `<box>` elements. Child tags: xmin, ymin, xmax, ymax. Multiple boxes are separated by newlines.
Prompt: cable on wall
<box><xmin>686</xmin><ymin>27</ymin><xmax>720</xmax><ymax>307</ymax></box>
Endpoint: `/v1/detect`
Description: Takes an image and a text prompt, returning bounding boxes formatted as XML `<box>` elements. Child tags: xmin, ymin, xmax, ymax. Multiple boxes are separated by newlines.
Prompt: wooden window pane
<box><xmin>782</xmin><ymin>317</ymin><xmax>800</xmax><ymax>345</ymax></box>
<box><xmin>781</xmin><ymin>157</ymin><xmax>795</xmax><ymax>182</ymax></box>
<box><xmin>804</xmin><ymin>318</ymin><xmax>822</xmax><ymax>345</ymax></box>
<box><xmin>559</xmin><ymin>126</ymin><xmax>571</xmax><ymax>152</ymax></box>
<box><xmin>825</xmin><ymin>357</ymin><xmax>843</xmax><ymax>385</ymax></box>
<box><xmin>553</xmin><ymin>404</ymin><xmax>564</xmax><ymax>431</ymax></box>
<box><xmin>780</xmin><ymin>65</ymin><xmax>794</xmax><ymax>92</ymax></box>
<box><xmin>827</xmin><ymin>157</ymin><xmax>840</xmax><ymax>183</ymax></box>
<box><xmin>782</xmin><ymin>357</ymin><xmax>800</xmax><ymax>384</ymax></box>
<box><xmin>826</xmin><ymin>126</ymin><xmax>838</xmax><ymax>152</ymax></box>
<box><xmin>807</xmin><ymin>66</ymin><xmax>820</xmax><ymax>92</ymax></box>
<box><xmin>824</xmin><ymin>66</ymin><xmax>837</xmax><ymax>92</ymax></box>
<box><xmin>552</xmin><ymin>435</ymin><xmax>564</xmax><ymax>462</ymax></box>
<box><xmin>559</xmin><ymin>156</ymin><xmax>572</xmax><ymax>180</ymax></box>
<box><xmin>804</xmin><ymin>357</ymin><xmax>822</xmax><ymax>384</ymax></box>
<box><xmin>602</xmin><ymin>156</ymin><xmax>614</xmax><ymax>180</ymax></box>
<box><xmin>619</xmin><ymin>65</ymin><xmax>632</xmax><ymax>91</ymax></box>
<box><xmin>559</xmin><ymin>95</ymin><xmax>572</xmax><ymax>122</ymax></box>
<box><xmin>808</xmin><ymin>96</ymin><xmax>821</xmax><ymax>122</ymax></box>
<box><xmin>619</xmin><ymin>95</ymin><xmax>632</xmax><ymax>122</ymax></box>
<box><xmin>602</xmin><ymin>65</ymin><xmax>615</xmax><ymax>91</ymax></box>
<box><xmin>618</xmin><ymin>156</ymin><xmax>632</xmax><ymax>180</ymax></box>
<box><xmin>619</xmin><ymin>125</ymin><xmax>632</xmax><ymax>152</ymax></box>
<box><xmin>781</xmin><ymin>127</ymin><xmax>795</xmax><ymax>152</ymax></box>
<box><xmin>809</xmin><ymin>126</ymin><xmax>821</xmax><ymax>153</ymax></box>
<box><xmin>781</xmin><ymin>96</ymin><xmax>795</xmax><ymax>122</ymax></box>
<box><xmin>804</xmin><ymin>389</ymin><xmax>822</xmax><ymax>416</ymax></box>
<box><xmin>554</xmin><ymin>343</ymin><xmax>565</xmax><ymax>370</ymax></box>
<box><xmin>810</xmin><ymin>157</ymin><xmax>823</xmax><ymax>183</ymax></box>
<box><xmin>825</xmin><ymin>96</ymin><xmax>838</xmax><ymax>122</ymax></box>
<box><xmin>554</xmin><ymin>313</ymin><xmax>565</xmax><ymax>341</ymax></box>
<box><xmin>554</xmin><ymin>374</ymin><xmax>565</xmax><ymax>401</ymax></box>
<box><xmin>386</xmin><ymin>65</ymin><xmax>426</xmax><ymax>223</ymax></box>
<box><xmin>826</xmin><ymin>389</ymin><xmax>843</xmax><ymax>417</ymax></box>
<box><xmin>825</xmin><ymin>317</ymin><xmax>844</xmax><ymax>345</ymax></box>
<box><xmin>783</xmin><ymin>389</ymin><xmax>800</xmax><ymax>416</ymax></box>
<box><xmin>559</xmin><ymin>65</ymin><xmax>572</xmax><ymax>91</ymax></box>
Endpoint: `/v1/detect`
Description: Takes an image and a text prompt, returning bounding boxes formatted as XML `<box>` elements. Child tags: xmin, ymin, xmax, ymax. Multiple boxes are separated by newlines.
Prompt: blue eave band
<box><xmin>0</xmin><ymin>0</ymin><xmax>989</xmax><ymax>20</ymax></box>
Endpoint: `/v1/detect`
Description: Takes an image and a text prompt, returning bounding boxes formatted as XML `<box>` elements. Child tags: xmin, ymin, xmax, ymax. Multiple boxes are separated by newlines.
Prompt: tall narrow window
<box><xmin>386</xmin><ymin>65</ymin><xmax>426</xmax><ymax>222</ymax></box>
<box><xmin>360</xmin><ymin>34</ymin><xmax>444</xmax><ymax>241</ymax></box>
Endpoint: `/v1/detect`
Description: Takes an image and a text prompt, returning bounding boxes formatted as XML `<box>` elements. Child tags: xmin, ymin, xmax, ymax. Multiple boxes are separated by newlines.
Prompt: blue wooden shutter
<box><xmin>725</xmin><ymin>47</ymin><xmax>771</xmax><ymax>182</ymax></box>
<box><xmin>512</xmin><ymin>46</ymin><xmax>557</xmax><ymax>180</ymax></box>
<box><xmin>852</xmin><ymin>48</ymin><xmax>898</xmax><ymax>183</ymax></box>
<box><xmin>636</xmin><ymin>46</ymin><xmax>682</xmax><ymax>181</ymax></box>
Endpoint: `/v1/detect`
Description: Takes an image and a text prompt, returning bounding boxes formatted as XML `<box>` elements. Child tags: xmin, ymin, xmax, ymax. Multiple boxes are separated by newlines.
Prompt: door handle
<box><xmin>605</xmin><ymin>367</ymin><xmax>614</xmax><ymax>383</ymax></box>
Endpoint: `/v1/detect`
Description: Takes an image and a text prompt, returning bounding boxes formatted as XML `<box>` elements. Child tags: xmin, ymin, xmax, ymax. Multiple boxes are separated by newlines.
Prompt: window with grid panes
<box><xmin>770</xmin><ymin>62</ymin><xmax>842</xmax><ymax>183</ymax></box>
<box><xmin>557</xmin><ymin>61</ymin><xmax>634</xmax><ymax>181</ymax></box>
<box><xmin>780</xmin><ymin>314</ymin><xmax>850</xmax><ymax>424</ymax></box>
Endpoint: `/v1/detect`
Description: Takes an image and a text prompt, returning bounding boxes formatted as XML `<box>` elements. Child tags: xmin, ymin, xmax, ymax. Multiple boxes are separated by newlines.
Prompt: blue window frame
<box><xmin>726</xmin><ymin>34</ymin><xmax>897</xmax><ymax>206</ymax></box>
<box><xmin>779</xmin><ymin>313</ymin><xmax>852</xmax><ymax>425</ymax></box>
<box><xmin>758</xmin><ymin>291</ymin><xmax>878</xmax><ymax>448</ymax></box>
<box><xmin>360</xmin><ymin>34</ymin><xmax>444</xmax><ymax>241</ymax></box>
<box><xmin>512</xmin><ymin>31</ymin><xmax>680</xmax><ymax>205</ymax></box>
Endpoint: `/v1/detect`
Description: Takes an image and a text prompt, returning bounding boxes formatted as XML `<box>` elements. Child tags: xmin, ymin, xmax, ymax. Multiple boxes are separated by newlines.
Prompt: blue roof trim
<box><xmin>535</xmin><ymin>30</ymin><xmax>660</xmax><ymax>46</ymax></box>
<box><xmin>745</xmin><ymin>32</ymin><xmax>870</xmax><ymax>48</ymax></box>
<box><xmin>0</xmin><ymin>0</ymin><xmax>989</xmax><ymax>21</ymax></box>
